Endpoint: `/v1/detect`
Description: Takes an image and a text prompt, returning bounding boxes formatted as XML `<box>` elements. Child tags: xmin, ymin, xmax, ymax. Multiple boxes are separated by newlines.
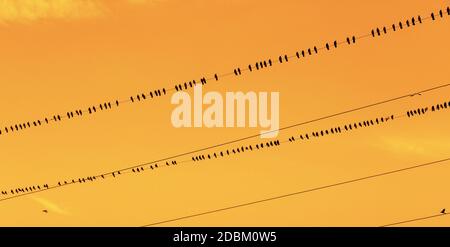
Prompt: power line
<box><xmin>381</xmin><ymin>212</ymin><xmax>448</xmax><ymax>227</ymax></box>
<box><xmin>140</xmin><ymin>158</ymin><xmax>450</xmax><ymax>226</ymax></box>
<box><xmin>100</xmin><ymin>82</ymin><xmax>449</xmax><ymax>168</ymax></box>
<box><xmin>1</xmin><ymin>7</ymin><xmax>448</xmax><ymax>137</ymax></box>
<box><xmin>0</xmin><ymin>85</ymin><xmax>448</xmax><ymax>202</ymax></box>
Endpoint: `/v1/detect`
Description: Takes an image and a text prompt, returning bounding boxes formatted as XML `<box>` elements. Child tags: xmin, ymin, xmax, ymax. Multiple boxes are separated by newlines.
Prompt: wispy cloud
<box><xmin>0</xmin><ymin>0</ymin><xmax>106</xmax><ymax>23</ymax></box>
<box><xmin>32</xmin><ymin>197</ymin><xmax>70</xmax><ymax>215</ymax></box>
<box><xmin>374</xmin><ymin>136</ymin><xmax>448</xmax><ymax>157</ymax></box>
<box><xmin>0</xmin><ymin>0</ymin><xmax>158</xmax><ymax>24</ymax></box>
<box><xmin>127</xmin><ymin>0</ymin><xmax>154</xmax><ymax>3</ymax></box>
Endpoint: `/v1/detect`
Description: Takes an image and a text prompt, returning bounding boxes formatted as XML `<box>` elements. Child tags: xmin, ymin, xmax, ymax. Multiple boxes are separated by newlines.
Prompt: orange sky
<box><xmin>0</xmin><ymin>0</ymin><xmax>449</xmax><ymax>226</ymax></box>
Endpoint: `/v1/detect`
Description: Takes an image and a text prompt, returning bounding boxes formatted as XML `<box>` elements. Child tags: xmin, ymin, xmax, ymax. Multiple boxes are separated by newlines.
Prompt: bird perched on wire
<box><xmin>441</xmin><ymin>208</ymin><xmax>446</xmax><ymax>214</ymax></box>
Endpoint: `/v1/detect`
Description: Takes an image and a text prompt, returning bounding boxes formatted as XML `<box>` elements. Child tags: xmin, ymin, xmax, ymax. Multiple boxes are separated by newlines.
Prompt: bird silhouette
<box><xmin>42</xmin><ymin>210</ymin><xmax>48</xmax><ymax>213</ymax></box>
<box><xmin>441</xmin><ymin>208</ymin><xmax>446</xmax><ymax>214</ymax></box>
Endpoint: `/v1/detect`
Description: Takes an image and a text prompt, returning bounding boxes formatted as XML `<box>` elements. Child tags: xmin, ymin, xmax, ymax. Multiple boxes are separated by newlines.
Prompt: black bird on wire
<box><xmin>441</xmin><ymin>208</ymin><xmax>446</xmax><ymax>214</ymax></box>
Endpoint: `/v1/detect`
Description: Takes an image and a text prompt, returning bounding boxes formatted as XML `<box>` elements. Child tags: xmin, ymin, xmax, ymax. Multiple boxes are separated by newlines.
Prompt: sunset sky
<box><xmin>0</xmin><ymin>0</ymin><xmax>449</xmax><ymax>226</ymax></box>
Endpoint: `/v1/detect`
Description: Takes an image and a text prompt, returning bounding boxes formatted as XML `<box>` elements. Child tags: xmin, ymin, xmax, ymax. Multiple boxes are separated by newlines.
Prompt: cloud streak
<box><xmin>0</xmin><ymin>0</ymin><xmax>156</xmax><ymax>24</ymax></box>
<box><xmin>32</xmin><ymin>197</ymin><xmax>70</xmax><ymax>215</ymax></box>
<box><xmin>0</xmin><ymin>0</ymin><xmax>106</xmax><ymax>23</ymax></box>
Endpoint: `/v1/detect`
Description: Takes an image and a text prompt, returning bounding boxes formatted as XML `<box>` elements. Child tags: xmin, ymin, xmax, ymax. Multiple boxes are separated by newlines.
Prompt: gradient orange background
<box><xmin>0</xmin><ymin>0</ymin><xmax>449</xmax><ymax>226</ymax></box>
